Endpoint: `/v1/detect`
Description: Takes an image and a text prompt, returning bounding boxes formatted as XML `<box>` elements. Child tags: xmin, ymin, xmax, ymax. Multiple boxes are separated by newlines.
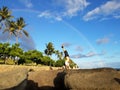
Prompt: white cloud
<box><xmin>79</xmin><ymin>60</ymin><xmax>106</xmax><ymax>69</ymax></box>
<box><xmin>75</xmin><ymin>45</ymin><xmax>84</xmax><ymax>52</ymax></box>
<box><xmin>79</xmin><ymin>60</ymin><xmax>120</xmax><ymax>69</ymax></box>
<box><xmin>38</xmin><ymin>11</ymin><xmax>62</xmax><ymax>21</ymax></box>
<box><xmin>62</xmin><ymin>42</ymin><xmax>72</xmax><ymax>47</ymax></box>
<box><xmin>96</xmin><ymin>37</ymin><xmax>110</xmax><ymax>45</ymax></box>
<box><xmin>38</xmin><ymin>0</ymin><xmax>90</xmax><ymax>21</ymax></box>
<box><xmin>105</xmin><ymin>62</ymin><xmax>120</xmax><ymax>68</ymax></box>
<box><xmin>86</xmin><ymin>51</ymin><xmax>96</xmax><ymax>57</ymax></box>
<box><xmin>38</xmin><ymin>11</ymin><xmax>51</xmax><ymax>18</ymax></box>
<box><xmin>63</xmin><ymin>0</ymin><xmax>90</xmax><ymax>17</ymax></box>
<box><xmin>83</xmin><ymin>0</ymin><xmax>120</xmax><ymax>21</ymax></box>
<box><xmin>71</xmin><ymin>50</ymin><xmax>105</xmax><ymax>59</ymax></box>
<box><xmin>70</xmin><ymin>53</ymin><xmax>86</xmax><ymax>58</ymax></box>
<box><xmin>114</xmin><ymin>15</ymin><xmax>120</xmax><ymax>19</ymax></box>
<box><xmin>19</xmin><ymin>0</ymin><xmax>33</xmax><ymax>8</ymax></box>
<box><xmin>55</xmin><ymin>16</ymin><xmax>63</xmax><ymax>21</ymax></box>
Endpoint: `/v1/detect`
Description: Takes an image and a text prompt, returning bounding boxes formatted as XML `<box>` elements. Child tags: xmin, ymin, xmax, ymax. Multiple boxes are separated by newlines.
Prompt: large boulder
<box><xmin>0</xmin><ymin>68</ymin><xmax>28</xmax><ymax>90</ymax></box>
<box><xmin>64</xmin><ymin>68</ymin><xmax>120</xmax><ymax>90</ymax></box>
<box><xmin>26</xmin><ymin>70</ymin><xmax>66</xmax><ymax>90</ymax></box>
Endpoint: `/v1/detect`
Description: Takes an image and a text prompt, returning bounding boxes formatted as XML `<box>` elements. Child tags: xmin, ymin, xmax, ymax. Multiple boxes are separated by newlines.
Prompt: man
<box><xmin>61</xmin><ymin>45</ymin><xmax>70</xmax><ymax>70</ymax></box>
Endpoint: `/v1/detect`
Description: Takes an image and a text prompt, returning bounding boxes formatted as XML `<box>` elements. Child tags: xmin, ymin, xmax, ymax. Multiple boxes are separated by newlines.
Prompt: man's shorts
<box><xmin>65</xmin><ymin>61</ymin><xmax>69</xmax><ymax>66</ymax></box>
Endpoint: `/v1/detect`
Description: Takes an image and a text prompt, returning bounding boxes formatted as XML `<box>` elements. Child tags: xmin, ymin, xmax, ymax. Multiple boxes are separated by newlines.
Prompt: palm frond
<box><xmin>23</xmin><ymin>30</ymin><xmax>29</xmax><ymax>37</ymax></box>
<box><xmin>0</xmin><ymin>6</ymin><xmax>13</xmax><ymax>20</ymax></box>
<box><xmin>13</xmin><ymin>31</ymin><xmax>17</xmax><ymax>37</ymax></box>
<box><xmin>16</xmin><ymin>17</ymin><xmax>26</xmax><ymax>29</ymax></box>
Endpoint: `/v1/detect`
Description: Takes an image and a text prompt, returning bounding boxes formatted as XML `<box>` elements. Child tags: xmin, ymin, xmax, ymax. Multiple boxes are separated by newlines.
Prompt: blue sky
<box><xmin>0</xmin><ymin>0</ymin><xmax>120</xmax><ymax>68</ymax></box>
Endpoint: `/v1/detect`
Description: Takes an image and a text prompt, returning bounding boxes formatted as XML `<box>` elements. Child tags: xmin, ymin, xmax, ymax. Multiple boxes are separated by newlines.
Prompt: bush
<box><xmin>41</xmin><ymin>56</ymin><xmax>55</xmax><ymax>66</ymax></box>
<box><xmin>25</xmin><ymin>59</ymin><xmax>33</xmax><ymax>63</ymax></box>
<box><xmin>55</xmin><ymin>60</ymin><xmax>65</xmax><ymax>67</ymax></box>
<box><xmin>0</xmin><ymin>59</ymin><xmax>4</xmax><ymax>64</ymax></box>
<box><xmin>18</xmin><ymin>59</ymin><xmax>25</xmax><ymax>65</ymax></box>
<box><xmin>5</xmin><ymin>58</ymin><xmax>15</xmax><ymax>65</ymax></box>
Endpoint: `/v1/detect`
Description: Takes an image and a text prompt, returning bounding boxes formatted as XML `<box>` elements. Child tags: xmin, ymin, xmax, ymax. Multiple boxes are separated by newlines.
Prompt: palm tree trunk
<box><xmin>8</xmin><ymin>33</ymin><xmax>11</xmax><ymax>43</ymax></box>
<box><xmin>16</xmin><ymin>31</ymin><xmax>19</xmax><ymax>44</ymax></box>
<box><xmin>16</xmin><ymin>37</ymin><xmax>18</xmax><ymax>44</ymax></box>
<box><xmin>8</xmin><ymin>37</ymin><xmax>10</xmax><ymax>43</ymax></box>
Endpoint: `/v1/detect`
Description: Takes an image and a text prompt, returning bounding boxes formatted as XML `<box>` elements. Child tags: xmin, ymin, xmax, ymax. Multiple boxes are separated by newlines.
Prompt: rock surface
<box><xmin>64</xmin><ymin>68</ymin><xmax>120</xmax><ymax>90</ymax></box>
<box><xmin>0</xmin><ymin>68</ymin><xmax>28</xmax><ymax>90</ymax></box>
<box><xmin>0</xmin><ymin>65</ymin><xmax>120</xmax><ymax>90</ymax></box>
<box><xmin>26</xmin><ymin>70</ymin><xmax>66</xmax><ymax>90</ymax></box>
<box><xmin>26</xmin><ymin>68</ymin><xmax>120</xmax><ymax>90</ymax></box>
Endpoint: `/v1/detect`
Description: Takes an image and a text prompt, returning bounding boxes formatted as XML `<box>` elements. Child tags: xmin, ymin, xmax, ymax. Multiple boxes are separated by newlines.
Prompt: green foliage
<box><xmin>55</xmin><ymin>59</ymin><xmax>65</xmax><ymax>67</ymax></box>
<box><xmin>0</xmin><ymin>59</ymin><xmax>4</xmax><ymax>64</ymax></box>
<box><xmin>24</xmin><ymin>50</ymin><xmax>43</xmax><ymax>65</ymax></box>
<box><xmin>44</xmin><ymin>42</ymin><xmax>54</xmax><ymax>56</ymax></box>
<box><xmin>0</xmin><ymin>6</ymin><xmax>13</xmax><ymax>21</ymax></box>
<box><xmin>41</xmin><ymin>56</ymin><xmax>55</xmax><ymax>66</ymax></box>
<box><xmin>10</xmin><ymin>43</ymin><xmax>23</xmax><ymax>57</ymax></box>
<box><xmin>0</xmin><ymin>42</ymin><xmax>77</xmax><ymax>67</ymax></box>
<box><xmin>25</xmin><ymin>59</ymin><xmax>33</xmax><ymax>63</ymax></box>
<box><xmin>0</xmin><ymin>42</ymin><xmax>10</xmax><ymax>58</ymax></box>
<box><xmin>18</xmin><ymin>57</ymin><xmax>25</xmax><ymax>65</ymax></box>
<box><xmin>69</xmin><ymin>59</ymin><xmax>77</xmax><ymax>68</ymax></box>
<box><xmin>5</xmin><ymin>58</ymin><xmax>15</xmax><ymax>65</ymax></box>
<box><xmin>54</xmin><ymin>50</ymin><xmax>63</xmax><ymax>60</ymax></box>
<box><xmin>55</xmin><ymin>58</ymin><xmax>77</xmax><ymax>68</ymax></box>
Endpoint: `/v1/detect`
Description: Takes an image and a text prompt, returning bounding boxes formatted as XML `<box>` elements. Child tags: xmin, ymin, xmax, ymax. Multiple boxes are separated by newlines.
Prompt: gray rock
<box><xmin>64</xmin><ymin>68</ymin><xmax>120</xmax><ymax>90</ymax></box>
<box><xmin>0</xmin><ymin>68</ymin><xmax>28</xmax><ymax>90</ymax></box>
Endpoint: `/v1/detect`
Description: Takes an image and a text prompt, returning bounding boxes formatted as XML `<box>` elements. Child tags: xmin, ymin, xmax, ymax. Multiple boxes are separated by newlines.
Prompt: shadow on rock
<box><xmin>26</xmin><ymin>80</ymin><xmax>55</xmax><ymax>90</ymax></box>
<box><xmin>26</xmin><ymin>70</ymin><xmax>67</xmax><ymax>90</ymax></box>
<box><xmin>26</xmin><ymin>80</ymin><xmax>38</xmax><ymax>90</ymax></box>
<box><xmin>54</xmin><ymin>71</ymin><xmax>67</xmax><ymax>90</ymax></box>
<box><xmin>114</xmin><ymin>78</ymin><xmax>120</xmax><ymax>84</ymax></box>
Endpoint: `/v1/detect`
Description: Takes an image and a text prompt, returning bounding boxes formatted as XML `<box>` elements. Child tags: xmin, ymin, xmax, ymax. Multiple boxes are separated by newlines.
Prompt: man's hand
<box><xmin>61</xmin><ymin>45</ymin><xmax>64</xmax><ymax>48</ymax></box>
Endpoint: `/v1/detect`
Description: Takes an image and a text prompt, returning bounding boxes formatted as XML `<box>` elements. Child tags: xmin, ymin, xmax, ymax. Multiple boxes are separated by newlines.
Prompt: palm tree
<box><xmin>55</xmin><ymin>50</ymin><xmax>63</xmax><ymax>60</ymax></box>
<box><xmin>44</xmin><ymin>42</ymin><xmax>55</xmax><ymax>66</ymax></box>
<box><xmin>2</xmin><ymin>21</ymin><xmax>16</xmax><ymax>43</ymax></box>
<box><xmin>44</xmin><ymin>42</ymin><xmax>55</xmax><ymax>56</ymax></box>
<box><xmin>0</xmin><ymin>6</ymin><xmax>13</xmax><ymax>22</ymax></box>
<box><xmin>15</xmin><ymin>17</ymin><xmax>29</xmax><ymax>43</ymax></box>
<box><xmin>0</xmin><ymin>6</ymin><xmax>29</xmax><ymax>44</ymax></box>
<box><xmin>0</xmin><ymin>6</ymin><xmax>13</xmax><ymax>31</ymax></box>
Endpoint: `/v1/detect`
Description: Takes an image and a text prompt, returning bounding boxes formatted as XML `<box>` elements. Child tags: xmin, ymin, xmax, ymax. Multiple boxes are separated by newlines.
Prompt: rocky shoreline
<box><xmin>0</xmin><ymin>65</ymin><xmax>120</xmax><ymax>90</ymax></box>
